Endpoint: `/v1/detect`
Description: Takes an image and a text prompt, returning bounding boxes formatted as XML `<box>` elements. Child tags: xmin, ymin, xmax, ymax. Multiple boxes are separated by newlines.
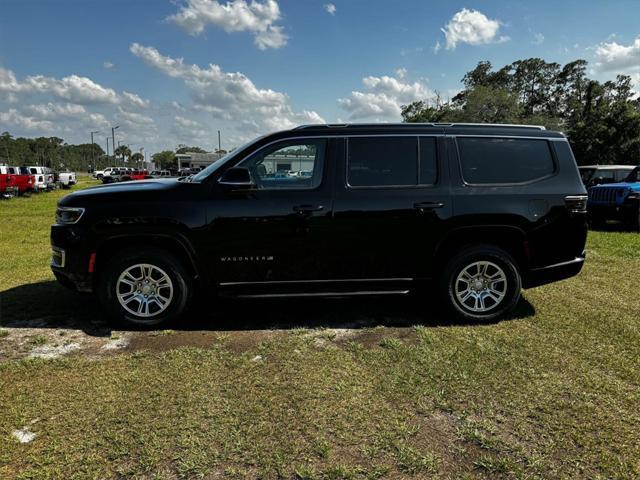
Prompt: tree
<box><xmin>176</xmin><ymin>145</ymin><xmax>207</xmax><ymax>154</ymax></box>
<box><xmin>402</xmin><ymin>58</ymin><xmax>640</xmax><ymax>165</ymax></box>
<box><xmin>152</xmin><ymin>151</ymin><xmax>177</xmax><ymax>170</ymax></box>
<box><xmin>114</xmin><ymin>145</ymin><xmax>131</xmax><ymax>165</ymax></box>
<box><xmin>130</xmin><ymin>152</ymin><xmax>144</xmax><ymax>167</ymax></box>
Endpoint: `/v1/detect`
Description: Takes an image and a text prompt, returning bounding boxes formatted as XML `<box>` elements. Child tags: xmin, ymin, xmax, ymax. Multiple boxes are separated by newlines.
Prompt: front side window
<box><xmin>458</xmin><ymin>137</ymin><xmax>555</xmax><ymax>184</ymax></box>
<box><xmin>239</xmin><ymin>139</ymin><xmax>326</xmax><ymax>190</ymax></box>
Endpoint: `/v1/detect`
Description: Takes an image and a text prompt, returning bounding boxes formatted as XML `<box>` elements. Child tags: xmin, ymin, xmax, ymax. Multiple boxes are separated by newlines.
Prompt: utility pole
<box><xmin>90</xmin><ymin>130</ymin><xmax>100</xmax><ymax>172</ymax></box>
<box><xmin>218</xmin><ymin>130</ymin><xmax>221</xmax><ymax>152</ymax></box>
<box><xmin>106</xmin><ymin>138</ymin><xmax>110</xmax><ymax>159</ymax></box>
<box><xmin>111</xmin><ymin>125</ymin><xmax>119</xmax><ymax>166</ymax></box>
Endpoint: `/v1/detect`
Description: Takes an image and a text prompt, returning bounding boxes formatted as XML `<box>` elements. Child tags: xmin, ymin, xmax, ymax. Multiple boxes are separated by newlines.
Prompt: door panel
<box><xmin>205</xmin><ymin>138</ymin><xmax>335</xmax><ymax>283</ymax></box>
<box><xmin>329</xmin><ymin>136</ymin><xmax>451</xmax><ymax>280</ymax></box>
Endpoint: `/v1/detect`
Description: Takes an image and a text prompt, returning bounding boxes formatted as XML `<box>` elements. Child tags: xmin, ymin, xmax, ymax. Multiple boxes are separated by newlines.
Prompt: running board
<box><xmin>233</xmin><ymin>290</ymin><xmax>411</xmax><ymax>299</ymax></box>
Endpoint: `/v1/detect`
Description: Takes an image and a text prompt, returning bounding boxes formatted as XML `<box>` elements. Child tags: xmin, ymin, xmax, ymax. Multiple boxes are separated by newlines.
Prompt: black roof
<box><xmin>289</xmin><ymin>123</ymin><xmax>565</xmax><ymax>138</ymax></box>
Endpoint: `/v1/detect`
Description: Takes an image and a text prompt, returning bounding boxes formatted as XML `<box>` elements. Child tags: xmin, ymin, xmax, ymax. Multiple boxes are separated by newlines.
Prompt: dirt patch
<box><xmin>124</xmin><ymin>329</ymin><xmax>280</xmax><ymax>355</ymax></box>
<box><xmin>336</xmin><ymin>327</ymin><xmax>419</xmax><ymax>349</ymax></box>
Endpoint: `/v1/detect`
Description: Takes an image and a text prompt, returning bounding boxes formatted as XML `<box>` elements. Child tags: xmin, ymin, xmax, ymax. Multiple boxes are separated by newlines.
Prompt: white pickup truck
<box><xmin>58</xmin><ymin>171</ymin><xmax>77</xmax><ymax>189</ymax></box>
<box><xmin>93</xmin><ymin>167</ymin><xmax>119</xmax><ymax>180</ymax></box>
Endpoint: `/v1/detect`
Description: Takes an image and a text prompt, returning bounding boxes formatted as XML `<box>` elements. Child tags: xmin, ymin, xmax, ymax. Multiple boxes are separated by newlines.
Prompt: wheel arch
<box><xmin>434</xmin><ymin>225</ymin><xmax>529</xmax><ymax>274</ymax></box>
<box><xmin>93</xmin><ymin>233</ymin><xmax>204</xmax><ymax>288</ymax></box>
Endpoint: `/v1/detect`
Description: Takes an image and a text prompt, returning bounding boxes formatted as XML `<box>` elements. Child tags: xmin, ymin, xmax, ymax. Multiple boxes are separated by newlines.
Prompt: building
<box><xmin>176</xmin><ymin>152</ymin><xmax>224</xmax><ymax>170</ymax></box>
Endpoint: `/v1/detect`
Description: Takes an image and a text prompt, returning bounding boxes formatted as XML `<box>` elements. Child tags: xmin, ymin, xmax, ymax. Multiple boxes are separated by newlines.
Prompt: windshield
<box><xmin>191</xmin><ymin>136</ymin><xmax>267</xmax><ymax>182</ymax></box>
<box><xmin>579</xmin><ymin>168</ymin><xmax>596</xmax><ymax>183</ymax></box>
<box><xmin>624</xmin><ymin>167</ymin><xmax>639</xmax><ymax>183</ymax></box>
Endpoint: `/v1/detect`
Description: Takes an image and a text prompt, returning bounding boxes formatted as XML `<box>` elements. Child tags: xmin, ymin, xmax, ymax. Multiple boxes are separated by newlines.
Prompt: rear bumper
<box><xmin>523</xmin><ymin>253</ymin><xmax>585</xmax><ymax>289</ymax></box>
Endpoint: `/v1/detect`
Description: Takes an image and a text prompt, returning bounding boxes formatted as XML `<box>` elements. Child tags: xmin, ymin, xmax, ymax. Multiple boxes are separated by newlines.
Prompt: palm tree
<box><xmin>114</xmin><ymin>145</ymin><xmax>131</xmax><ymax>166</ymax></box>
<box><xmin>130</xmin><ymin>152</ymin><xmax>144</xmax><ymax>168</ymax></box>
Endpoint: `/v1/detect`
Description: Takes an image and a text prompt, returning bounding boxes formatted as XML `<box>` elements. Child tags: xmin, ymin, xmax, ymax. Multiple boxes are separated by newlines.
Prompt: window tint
<box><xmin>240</xmin><ymin>139</ymin><xmax>326</xmax><ymax>190</ymax></box>
<box><xmin>458</xmin><ymin>138</ymin><xmax>555</xmax><ymax>184</ymax></box>
<box><xmin>615</xmin><ymin>169</ymin><xmax>632</xmax><ymax>181</ymax></box>
<box><xmin>348</xmin><ymin>136</ymin><xmax>417</xmax><ymax>187</ymax></box>
<box><xmin>419</xmin><ymin>137</ymin><xmax>438</xmax><ymax>185</ymax></box>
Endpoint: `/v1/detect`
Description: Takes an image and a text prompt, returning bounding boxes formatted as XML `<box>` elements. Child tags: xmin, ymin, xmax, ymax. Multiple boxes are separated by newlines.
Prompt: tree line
<box><xmin>402</xmin><ymin>58</ymin><xmax>640</xmax><ymax>165</ymax></box>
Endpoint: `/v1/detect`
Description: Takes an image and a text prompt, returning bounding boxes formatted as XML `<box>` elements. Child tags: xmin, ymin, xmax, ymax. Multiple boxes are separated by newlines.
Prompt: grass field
<box><xmin>1</xmin><ymin>181</ymin><xmax>639</xmax><ymax>479</ymax></box>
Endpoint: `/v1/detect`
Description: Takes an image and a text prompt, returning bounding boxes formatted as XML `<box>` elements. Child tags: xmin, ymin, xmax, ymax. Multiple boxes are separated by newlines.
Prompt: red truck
<box><xmin>1</xmin><ymin>166</ymin><xmax>35</xmax><ymax>197</ymax></box>
<box><xmin>121</xmin><ymin>169</ymin><xmax>151</xmax><ymax>181</ymax></box>
<box><xmin>9</xmin><ymin>167</ymin><xmax>36</xmax><ymax>195</ymax></box>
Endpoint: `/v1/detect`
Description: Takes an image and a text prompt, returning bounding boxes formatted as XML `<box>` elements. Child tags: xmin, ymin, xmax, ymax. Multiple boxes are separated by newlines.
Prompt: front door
<box><xmin>206</xmin><ymin>137</ymin><xmax>335</xmax><ymax>284</ymax></box>
<box><xmin>329</xmin><ymin>135</ymin><xmax>452</xmax><ymax>280</ymax></box>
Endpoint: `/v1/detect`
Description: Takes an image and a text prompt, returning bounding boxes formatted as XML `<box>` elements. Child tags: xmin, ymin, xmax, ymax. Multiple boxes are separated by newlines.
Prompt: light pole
<box><xmin>111</xmin><ymin>125</ymin><xmax>119</xmax><ymax>165</ymax></box>
<box><xmin>106</xmin><ymin>138</ymin><xmax>110</xmax><ymax>158</ymax></box>
<box><xmin>90</xmin><ymin>130</ymin><xmax>100</xmax><ymax>171</ymax></box>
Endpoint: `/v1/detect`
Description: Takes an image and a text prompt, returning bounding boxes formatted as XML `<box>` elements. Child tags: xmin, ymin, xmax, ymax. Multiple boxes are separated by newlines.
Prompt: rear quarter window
<box><xmin>457</xmin><ymin>137</ymin><xmax>555</xmax><ymax>184</ymax></box>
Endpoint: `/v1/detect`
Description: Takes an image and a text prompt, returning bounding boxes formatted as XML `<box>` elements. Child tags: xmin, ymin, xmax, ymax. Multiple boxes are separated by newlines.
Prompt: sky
<box><xmin>1</xmin><ymin>0</ymin><xmax>639</xmax><ymax>155</ymax></box>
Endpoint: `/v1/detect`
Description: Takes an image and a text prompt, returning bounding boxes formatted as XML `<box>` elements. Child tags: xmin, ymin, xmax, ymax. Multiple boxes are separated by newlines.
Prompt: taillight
<box><xmin>565</xmin><ymin>195</ymin><xmax>588</xmax><ymax>213</ymax></box>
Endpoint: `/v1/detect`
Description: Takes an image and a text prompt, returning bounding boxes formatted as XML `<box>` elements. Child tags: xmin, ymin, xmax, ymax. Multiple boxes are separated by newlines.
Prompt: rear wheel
<box><xmin>97</xmin><ymin>248</ymin><xmax>192</xmax><ymax>327</ymax></box>
<box><xmin>440</xmin><ymin>245</ymin><xmax>522</xmax><ymax>322</ymax></box>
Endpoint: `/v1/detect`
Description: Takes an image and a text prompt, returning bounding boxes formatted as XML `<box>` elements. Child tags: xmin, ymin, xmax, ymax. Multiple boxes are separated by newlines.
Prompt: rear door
<box><xmin>330</xmin><ymin>135</ymin><xmax>452</xmax><ymax>280</ymax></box>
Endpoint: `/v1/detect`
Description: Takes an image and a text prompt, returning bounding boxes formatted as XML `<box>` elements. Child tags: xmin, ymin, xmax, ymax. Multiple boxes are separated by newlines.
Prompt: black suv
<box><xmin>52</xmin><ymin>123</ymin><xmax>588</xmax><ymax>326</ymax></box>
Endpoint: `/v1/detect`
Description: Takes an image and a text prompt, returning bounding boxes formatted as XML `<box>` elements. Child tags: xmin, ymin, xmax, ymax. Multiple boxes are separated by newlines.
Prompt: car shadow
<box><xmin>0</xmin><ymin>280</ymin><xmax>535</xmax><ymax>336</ymax></box>
<box><xmin>589</xmin><ymin>221</ymin><xmax>638</xmax><ymax>233</ymax></box>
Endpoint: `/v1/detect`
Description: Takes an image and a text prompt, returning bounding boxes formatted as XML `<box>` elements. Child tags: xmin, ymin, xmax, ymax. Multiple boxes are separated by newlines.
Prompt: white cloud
<box><xmin>118</xmin><ymin>107</ymin><xmax>155</xmax><ymax>127</ymax></box>
<box><xmin>532</xmin><ymin>32</ymin><xmax>544</xmax><ymax>45</ymax></box>
<box><xmin>0</xmin><ymin>66</ymin><xmax>149</xmax><ymax>107</ymax></box>
<box><xmin>130</xmin><ymin>43</ymin><xmax>323</xmax><ymax>136</ymax></box>
<box><xmin>0</xmin><ymin>109</ymin><xmax>55</xmax><ymax>131</ymax></box>
<box><xmin>433</xmin><ymin>41</ymin><xmax>442</xmax><ymax>54</ymax></box>
<box><xmin>440</xmin><ymin>8</ymin><xmax>508</xmax><ymax>50</ymax></box>
<box><xmin>594</xmin><ymin>36</ymin><xmax>640</xmax><ymax>72</ymax></box>
<box><xmin>24</xmin><ymin>102</ymin><xmax>86</xmax><ymax>119</ymax></box>
<box><xmin>103</xmin><ymin>61</ymin><xmax>115</xmax><ymax>69</ymax></box>
<box><xmin>122</xmin><ymin>91</ymin><xmax>150</xmax><ymax>108</ymax></box>
<box><xmin>166</xmin><ymin>0</ymin><xmax>287</xmax><ymax>50</ymax></box>
<box><xmin>338</xmin><ymin>73</ymin><xmax>432</xmax><ymax>121</ymax></box>
<box><xmin>395</xmin><ymin>67</ymin><xmax>407</xmax><ymax>79</ymax></box>
<box><xmin>324</xmin><ymin>3</ymin><xmax>336</xmax><ymax>15</ymax></box>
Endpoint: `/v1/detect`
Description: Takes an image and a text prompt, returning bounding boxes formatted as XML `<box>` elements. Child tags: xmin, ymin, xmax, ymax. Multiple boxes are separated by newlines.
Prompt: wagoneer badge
<box><xmin>220</xmin><ymin>256</ymin><xmax>274</xmax><ymax>262</ymax></box>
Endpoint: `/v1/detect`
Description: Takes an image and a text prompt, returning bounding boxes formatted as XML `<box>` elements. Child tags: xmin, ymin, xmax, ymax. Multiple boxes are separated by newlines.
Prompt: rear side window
<box><xmin>347</xmin><ymin>136</ymin><xmax>438</xmax><ymax>187</ymax></box>
<box><xmin>457</xmin><ymin>137</ymin><xmax>555</xmax><ymax>184</ymax></box>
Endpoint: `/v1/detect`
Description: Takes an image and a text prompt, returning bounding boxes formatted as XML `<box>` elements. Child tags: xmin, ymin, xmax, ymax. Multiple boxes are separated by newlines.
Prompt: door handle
<box><xmin>414</xmin><ymin>201</ymin><xmax>444</xmax><ymax>211</ymax></box>
<box><xmin>293</xmin><ymin>204</ymin><xmax>324</xmax><ymax>213</ymax></box>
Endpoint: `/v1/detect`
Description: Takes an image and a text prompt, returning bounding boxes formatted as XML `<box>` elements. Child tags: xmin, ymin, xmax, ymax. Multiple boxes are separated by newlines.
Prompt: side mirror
<box><xmin>218</xmin><ymin>167</ymin><xmax>256</xmax><ymax>189</ymax></box>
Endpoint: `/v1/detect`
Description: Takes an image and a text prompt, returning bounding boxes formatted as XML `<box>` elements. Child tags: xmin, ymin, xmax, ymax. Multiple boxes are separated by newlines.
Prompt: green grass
<box><xmin>1</xmin><ymin>183</ymin><xmax>640</xmax><ymax>478</ymax></box>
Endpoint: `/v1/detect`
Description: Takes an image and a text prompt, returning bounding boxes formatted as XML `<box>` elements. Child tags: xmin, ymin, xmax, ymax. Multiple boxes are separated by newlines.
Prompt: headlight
<box><xmin>627</xmin><ymin>192</ymin><xmax>640</xmax><ymax>200</ymax></box>
<box><xmin>56</xmin><ymin>207</ymin><xmax>85</xmax><ymax>224</ymax></box>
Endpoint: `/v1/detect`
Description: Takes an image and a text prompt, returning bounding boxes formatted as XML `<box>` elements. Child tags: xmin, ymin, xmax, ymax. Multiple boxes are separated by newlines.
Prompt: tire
<box><xmin>623</xmin><ymin>205</ymin><xmax>640</xmax><ymax>232</ymax></box>
<box><xmin>440</xmin><ymin>244</ymin><xmax>522</xmax><ymax>322</ymax></box>
<box><xmin>97</xmin><ymin>248</ymin><xmax>192</xmax><ymax>327</ymax></box>
<box><xmin>589</xmin><ymin>211</ymin><xmax>606</xmax><ymax>230</ymax></box>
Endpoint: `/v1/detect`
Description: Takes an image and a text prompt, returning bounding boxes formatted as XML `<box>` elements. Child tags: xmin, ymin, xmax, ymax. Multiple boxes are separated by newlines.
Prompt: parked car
<box><xmin>101</xmin><ymin>168</ymin><xmax>133</xmax><ymax>184</ymax></box>
<box><xmin>7</xmin><ymin>166</ymin><xmax>35</xmax><ymax>195</ymax></box>
<box><xmin>58</xmin><ymin>171</ymin><xmax>77</xmax><ymax>189</ymax></box>
<box><xmin>120</xmin><ymin>170</ymin><xmax>151</xmax><ymax>181</ymax></box>
<box><xmin>0</xmin><ymin>165</ymin><xmax>16</xmax><ymax>198</ymax></box>
<box><xmin>149</xmin><ymin>170</ymin><xmax>172</xmax><ymax>178</ymax></box>
<box><xmin>587</xmin><ymin>166</ymin><xmax>640</xmax><ymax>230</ymax></box>
<box><xmin>27</xmin><ymin>166</ymin><xmax>54</xmax><ymax>191</ymax></box>
<box><xmin>94</xmin><ymin>167</ymin><xmax>117</xmax><ymax>180</ymax></box>
<box><xmin>52</xmin><ymin>123</ymin><xmax>588</xmax><ymax>327</ymax></box>
<box><xmin>579</xmin><ymin>165</ymin><xmax>635</xmax><ymax>188</ymax></box>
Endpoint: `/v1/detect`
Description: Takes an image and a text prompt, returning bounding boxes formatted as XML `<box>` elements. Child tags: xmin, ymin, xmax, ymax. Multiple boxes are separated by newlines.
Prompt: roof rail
<box><xmin>294</xmin><ymin>123</ymin><xmax>546</xmax><ymax>130</ymax></box>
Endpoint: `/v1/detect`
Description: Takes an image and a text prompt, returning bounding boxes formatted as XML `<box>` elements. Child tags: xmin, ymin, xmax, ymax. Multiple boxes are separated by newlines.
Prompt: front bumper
<box><xmin>523</xmin><ymin>252</ymin><xmax>586</xmax><ymax>289</ymax></box>
<box><xmin>50</xmin><ymin>224</ymin><xmax>94</xmax><ymax>292</ymax></box>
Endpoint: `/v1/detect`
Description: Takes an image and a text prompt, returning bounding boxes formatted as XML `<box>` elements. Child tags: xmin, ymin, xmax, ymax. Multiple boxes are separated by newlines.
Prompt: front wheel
<box><xmin>97</xmin><ymin>248</ymin><xmax>192</xmax><ymax>327</ymax></box>
<box><xmin>440</xmin><ymin>245</ymin><xmax>522</xmax><ymax>322</ymax></box>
